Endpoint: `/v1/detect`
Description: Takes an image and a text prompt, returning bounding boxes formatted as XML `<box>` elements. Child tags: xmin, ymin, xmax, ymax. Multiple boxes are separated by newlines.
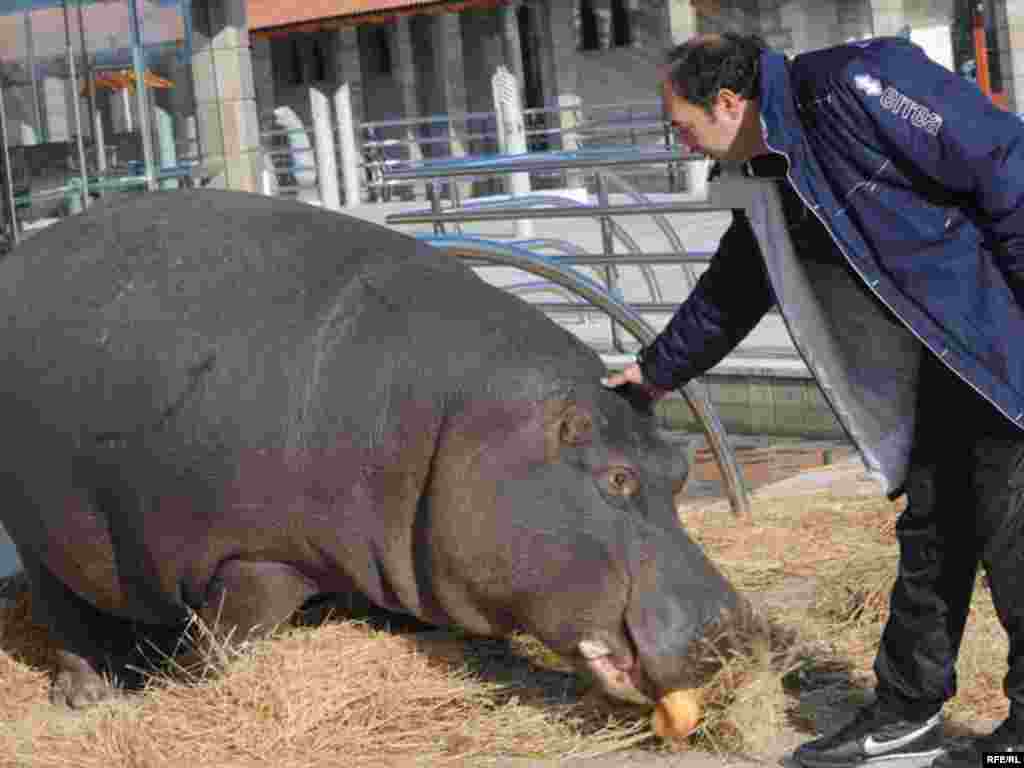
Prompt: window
<box><xmin>311</xmin><ymin>35</ymin><xmax>327</xmax><ymax>82</ymax></box>
<box><xmin>290</xmin><ymin>39</ymin><xmax>303</xmax><ymax>85</ymax></box>
<box><xmin>611</xmin><ymin>0</ymin><xmax>632</xmax><ymax>47</ymax></box>
<box><xmin>579</xmin><ymin>0</ymin><xmax>599</xmax><ymax>51</ymax></box>
<box><xmin>370</xmin><ymin>25</ymin><xmax>391</xmax><ymax>75</ymax></box>
<box><xmin>578</xmin><ymin>0</ymin><xmax>633</xmax><ymax>51</ymax></box>
<box><xmin>272</xmin><ymin>33</ymin><xmax>331</xmax><ymax>86</ymax></box>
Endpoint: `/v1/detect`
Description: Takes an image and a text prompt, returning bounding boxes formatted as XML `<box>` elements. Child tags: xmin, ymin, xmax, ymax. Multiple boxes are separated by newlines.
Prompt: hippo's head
<box><xmin>425</xmin><ymin>361</ymin><xmax>748</xmax><ymax>709</ymax></box>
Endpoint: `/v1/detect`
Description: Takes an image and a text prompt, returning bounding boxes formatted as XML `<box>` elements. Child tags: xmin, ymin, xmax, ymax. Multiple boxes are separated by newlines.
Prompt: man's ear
<box><xmin>715</xmin><ymin>88</ymin><xmax>746</xmax><ymax>118</ymax></box>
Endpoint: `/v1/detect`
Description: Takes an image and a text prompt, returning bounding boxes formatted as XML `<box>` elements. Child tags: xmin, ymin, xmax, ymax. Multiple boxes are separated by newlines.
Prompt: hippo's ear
<box><xmin>544</xmin><ymin>402</ymin><xmax>594</xmax><ymax>460</ymax></box>
<box><xmin>560</xmin><ymin>404</ymin><xmax>593</xmax><ymax>446</ymax></box>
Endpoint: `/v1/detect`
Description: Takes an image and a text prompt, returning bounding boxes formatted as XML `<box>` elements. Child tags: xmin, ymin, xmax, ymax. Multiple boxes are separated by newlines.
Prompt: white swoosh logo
<box><xmin>862</xmin><ymin>716</ymin><xmax>940</xmax><ymax>756</ymax></box>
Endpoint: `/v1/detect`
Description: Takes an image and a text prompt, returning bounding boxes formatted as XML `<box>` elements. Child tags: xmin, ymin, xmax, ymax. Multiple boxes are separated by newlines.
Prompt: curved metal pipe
<box><xmin>427</xmin><ymin>196</ymin><xmax>665</xmax><ymax>304</ymax></box>
<box><xmin>507</xmin><ymin>238</ymin><xmax>606</xmax><ymax>284</ymax></box>
<box><xmin>597</xmin><ymin>169</ymin><xmax>698</xmax><ymax>293</ymax></box>
<box><xmin>426</xmin><ymin>236</ymin><xmax>751</xmax><ymax>519</ymax></box>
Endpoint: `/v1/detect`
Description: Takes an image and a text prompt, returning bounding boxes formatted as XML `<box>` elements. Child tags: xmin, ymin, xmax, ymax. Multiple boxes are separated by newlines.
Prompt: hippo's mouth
<box><xmin>577</xmin><ymin>626</ymin><xmax>656</xmax><ymax>706</ymax></box>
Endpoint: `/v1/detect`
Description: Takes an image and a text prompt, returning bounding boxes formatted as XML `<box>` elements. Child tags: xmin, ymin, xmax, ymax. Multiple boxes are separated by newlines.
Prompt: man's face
<box><xmin>661</xmin><ymin>79</ymin><xmax>752</xmax><ymax>161</ymax></box>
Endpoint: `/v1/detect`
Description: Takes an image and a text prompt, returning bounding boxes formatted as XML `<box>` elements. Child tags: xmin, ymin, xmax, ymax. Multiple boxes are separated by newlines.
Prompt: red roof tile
<box><xmin>249</xmin><ymin>0</ymin><xmax>454</xmax><ymax>32</ymax></box>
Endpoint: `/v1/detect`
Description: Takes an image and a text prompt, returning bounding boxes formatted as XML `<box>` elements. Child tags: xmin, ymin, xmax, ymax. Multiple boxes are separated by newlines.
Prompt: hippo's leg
<box><xmin>21</xmin><ymin>555</ymin><xmax>142</xmax><ymax>708</ymax></box>
<box><xmin>196</xmin><ymin>560</ymin><xmax>318</xmax><ymax>640</ymax></box>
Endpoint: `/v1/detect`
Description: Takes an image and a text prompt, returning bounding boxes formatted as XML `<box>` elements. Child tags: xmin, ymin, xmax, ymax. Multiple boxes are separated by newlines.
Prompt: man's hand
<box><xmin>601</xmin><ymin>364</ymin><xmax>671</xmax><ymax>401</ymax></box>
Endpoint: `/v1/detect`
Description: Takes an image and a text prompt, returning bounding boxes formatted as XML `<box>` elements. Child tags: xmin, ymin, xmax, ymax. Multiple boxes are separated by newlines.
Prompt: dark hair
<box><xmin>664</xmin><ymin>33</ymin><xmax>767</xmax><ymax>113</ymax></box>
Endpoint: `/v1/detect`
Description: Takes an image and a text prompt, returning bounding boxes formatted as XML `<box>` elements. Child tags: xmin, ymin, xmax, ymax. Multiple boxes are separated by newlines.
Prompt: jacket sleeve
<box><xmin>840</xmin><ymin>44</ymin><xmax>1024</xmax><ymax>291</ymax></box>
<box><xmin>639</xmin><ymin>211</ymin><xmax>775</xmax><ymax>390</ymax></box>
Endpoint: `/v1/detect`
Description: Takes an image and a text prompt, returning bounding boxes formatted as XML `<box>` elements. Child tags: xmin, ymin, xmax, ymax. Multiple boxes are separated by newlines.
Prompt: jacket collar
<box><xmin>758</xmin><ymin>49</ymin><xmax>802</xmax><ymax>158</ymax></box>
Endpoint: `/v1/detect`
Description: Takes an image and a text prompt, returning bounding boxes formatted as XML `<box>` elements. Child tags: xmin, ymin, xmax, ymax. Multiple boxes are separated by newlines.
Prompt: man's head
<box><xmin>661</xmin><ymin>33</ymin><xmax>769</xmax><ymax>162</ymax></box>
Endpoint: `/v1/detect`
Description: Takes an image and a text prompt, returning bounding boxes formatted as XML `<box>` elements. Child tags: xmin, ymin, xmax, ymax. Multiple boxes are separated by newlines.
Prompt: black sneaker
<box><xmin>793</xmin><ymin>705</ymin><xmax>945</xmax><ymax>768</ymax></box>
<box><xmin>932</xmin><ymin>719</ymin><xmax>1024</xmax><ymax>768</ymax></box>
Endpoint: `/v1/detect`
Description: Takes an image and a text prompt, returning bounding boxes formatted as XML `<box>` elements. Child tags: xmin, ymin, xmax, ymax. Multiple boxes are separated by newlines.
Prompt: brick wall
<box><xmin>691</xmin><ymin>443</ymin><xmax>856</xmax><ymax>487</ymax></box>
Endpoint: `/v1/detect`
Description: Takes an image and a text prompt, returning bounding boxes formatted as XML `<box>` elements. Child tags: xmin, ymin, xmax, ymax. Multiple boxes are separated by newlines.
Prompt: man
<box><xmin>602</xmin><ymin>33</ymin><xmax>1024</xmax><ymax>768</ymax></box>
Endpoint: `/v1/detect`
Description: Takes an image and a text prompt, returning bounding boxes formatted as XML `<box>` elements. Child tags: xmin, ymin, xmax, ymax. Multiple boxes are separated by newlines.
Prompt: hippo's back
<box><xmin>0</xmin><ymin>190</ymin><xmax>468</xmax><ymax>430</ymax></box>
<box><xmin>0</xmin><ymin>189</ymin><xmax>465</xmax><ymax>334</ymax></box>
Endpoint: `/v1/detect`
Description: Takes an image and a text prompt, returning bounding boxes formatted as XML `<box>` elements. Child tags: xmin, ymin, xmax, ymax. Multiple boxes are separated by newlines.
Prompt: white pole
<box><xmin>310</xmin><ymin>86</ymin><xmax>340</xmax><ymax>210</ymax></box>
<box><xmin>492</xmin><ymin>65</ymin><xmax>533</xmax><ymax>238</ymax></box>
<box><xmin>120</xmin><ymin>87</ymin><xmax>133</xmax><ymax>133</ymax></box>
<box><xmin>333</xmin><ymin>81</ymin><xmax>361</xmax><ymax>208</ymax></box>
<box><xmin>93</xmin><ymin>107</ymin><xmax>106</xmax><ymax>173</ymax></box>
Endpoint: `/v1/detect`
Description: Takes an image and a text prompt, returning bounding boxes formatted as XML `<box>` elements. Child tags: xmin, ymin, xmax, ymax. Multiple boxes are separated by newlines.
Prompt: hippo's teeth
<box><xmin>578</xmin><ymin>639</ymin><xmax>612</xmax><ymax>660</ymax></box>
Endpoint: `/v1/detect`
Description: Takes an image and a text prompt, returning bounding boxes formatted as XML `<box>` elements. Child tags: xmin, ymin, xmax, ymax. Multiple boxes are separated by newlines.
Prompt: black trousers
<box><xmin>874</xmin><ymin>352</ymin><xmax>1024</xmax><ymax>724</ymax></box>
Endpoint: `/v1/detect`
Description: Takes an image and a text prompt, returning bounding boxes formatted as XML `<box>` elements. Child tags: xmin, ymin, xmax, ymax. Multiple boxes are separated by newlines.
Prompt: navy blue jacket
<box><xmin>642</xmin><ymin>38</ymin><xmax>1024</xmax><ymax>483</ymax></box>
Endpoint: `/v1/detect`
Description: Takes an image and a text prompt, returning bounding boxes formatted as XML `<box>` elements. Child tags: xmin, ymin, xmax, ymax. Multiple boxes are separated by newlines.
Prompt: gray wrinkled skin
<box><xmin>0</xmin><ymin>190</ymin><xmax>742</xmax><ymax>707</ymax></box>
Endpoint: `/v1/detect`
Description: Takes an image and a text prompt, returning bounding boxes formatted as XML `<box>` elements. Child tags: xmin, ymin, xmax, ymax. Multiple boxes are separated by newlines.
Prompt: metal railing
<box><xmin>258</xmin><ymin>99</ymin><xmax>689</xmax><ymax>206</ymax></box>
<box><xmin>360</xmin><ymin>100</ymin><xmax>681</xmax><ymax>199</ymax></box>
<box><xmin>381</xmin><ymin>147</ymin><xmax>764</xmax><ymax>519</ymax></box>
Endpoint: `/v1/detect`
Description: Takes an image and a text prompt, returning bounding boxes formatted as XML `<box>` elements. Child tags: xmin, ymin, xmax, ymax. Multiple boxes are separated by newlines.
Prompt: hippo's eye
<box><xmin>603</xmin><ymin>466</ymin><xmax>640</xmax><ymax>498</ymax></box>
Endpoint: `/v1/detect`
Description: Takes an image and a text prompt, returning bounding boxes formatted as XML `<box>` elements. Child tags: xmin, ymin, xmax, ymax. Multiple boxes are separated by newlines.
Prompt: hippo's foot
<box><xmin>20</xmin><ymin>555</ymin><xmax>146</xmax><ymax>709</ymax></box>
<box><xmin>49</xmin><ymin>650</ymin><xmax>120</xmax><ymax>708</ymax></box>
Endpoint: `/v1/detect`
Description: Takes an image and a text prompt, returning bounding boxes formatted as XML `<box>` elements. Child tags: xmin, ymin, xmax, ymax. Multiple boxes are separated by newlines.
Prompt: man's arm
<box><xmin>636</xmin><ymin>210</ymin><xmax>776</xmax><ymax>391</ymax></box>
<box><xmin>838</xmin><ymin>43</ymin><xmax>1024</xmax><ymax>289</ymax></box>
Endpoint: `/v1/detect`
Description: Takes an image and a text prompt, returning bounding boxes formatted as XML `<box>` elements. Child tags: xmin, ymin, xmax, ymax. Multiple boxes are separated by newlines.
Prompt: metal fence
<box><xmin>259</xmin><ymin>98</ymin><xmax>688</xmax><ymax>207</ymax></box>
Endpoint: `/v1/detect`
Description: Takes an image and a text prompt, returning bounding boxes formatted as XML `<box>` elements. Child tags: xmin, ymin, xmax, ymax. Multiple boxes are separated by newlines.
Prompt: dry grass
<box><xmin>0</xmin><ymin>604</ymin><xmax>657</xmax><ymax>767</ymax></box>
<box><xmin>683</xmin><ymin>481</ymin><xmax>1009</xmax><ymax>729</ymax></box>
<box><xmin>0</xmin><ymin>465</ymin><xmax>1010</xmax><ymax>765</ymax></box>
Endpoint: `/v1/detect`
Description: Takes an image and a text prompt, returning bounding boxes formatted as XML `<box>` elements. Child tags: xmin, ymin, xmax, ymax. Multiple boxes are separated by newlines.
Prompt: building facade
<box><xmin>0</xmin><ymin>0</ymin><xmax>259</xmax><ymax>242</ymax></box>
<box><xmin>0</xmin><ymin>0</ymin><xmax>1022</xmax><ymax>235</ymax></box>
<box><xmin>249</xmin><ymin>0</ymin><xmax>1024</xmax><ymax>158</ymax></box>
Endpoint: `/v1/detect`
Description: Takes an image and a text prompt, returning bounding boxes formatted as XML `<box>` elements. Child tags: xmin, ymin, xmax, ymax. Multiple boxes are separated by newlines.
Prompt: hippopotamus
<box><xmin>0</xmin><ymin>190</ymin><xmax>746</xmax><ymax>714</ymax></box>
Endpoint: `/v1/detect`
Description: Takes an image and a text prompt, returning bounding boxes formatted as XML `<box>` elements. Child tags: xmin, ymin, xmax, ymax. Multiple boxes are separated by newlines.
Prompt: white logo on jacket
<box><xmin>853</xmin><ymin>73</ymin><xmax>943</xmax><ymax>136</ymax></box>
<box><xmin>854</xmin><ymin>74</ymin><xmax>883</xmax><ymax>96</ymax></box>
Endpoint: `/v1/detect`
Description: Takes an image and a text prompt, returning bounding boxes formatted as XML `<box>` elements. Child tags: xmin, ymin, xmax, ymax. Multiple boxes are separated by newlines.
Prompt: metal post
<box><xmin>63</xmin><ymin>0</ymin><xmax>90</xmax><ymax>211</ymax></box>
<box><xmin>450</xmin><ymin>176</ymin><xmax>463</xmax><ymax>235</ymax></box>
<box><xmin>128</xmin><ymin>0</ymin><xmax>157</xmax><ymax>191</ymax></box>
<box><xmin>973</xmin><ymin>1</ymin><xmax>993</xmax><ymax>99</ymax></box>
<box><xmin>664</xmin><ymin>123</ymin><xmax>677</xmax><ymax>192</ymax></box>
<box><xmin>76</xmin><ymin>0</ymin><xmax>98</xmax><ymax>176</ymax></box>
<box><xmin>429</xmin><ymin>182</ymin><xmax>444</xmax><ymax>235</ymax></box>
<box><xmin>0</xmin><ymin>81</ymin><xmax>20</xmax><ymax>247</ymax></box>
<box><xmin>25</xmin><ymin>12</ymin><xmax>45</xmax><ymax>143</ymax></box>
<box><xmin>595</xmin><ymin>170</ymin><xmax>625</xmax><ymax>352</ymax></box>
